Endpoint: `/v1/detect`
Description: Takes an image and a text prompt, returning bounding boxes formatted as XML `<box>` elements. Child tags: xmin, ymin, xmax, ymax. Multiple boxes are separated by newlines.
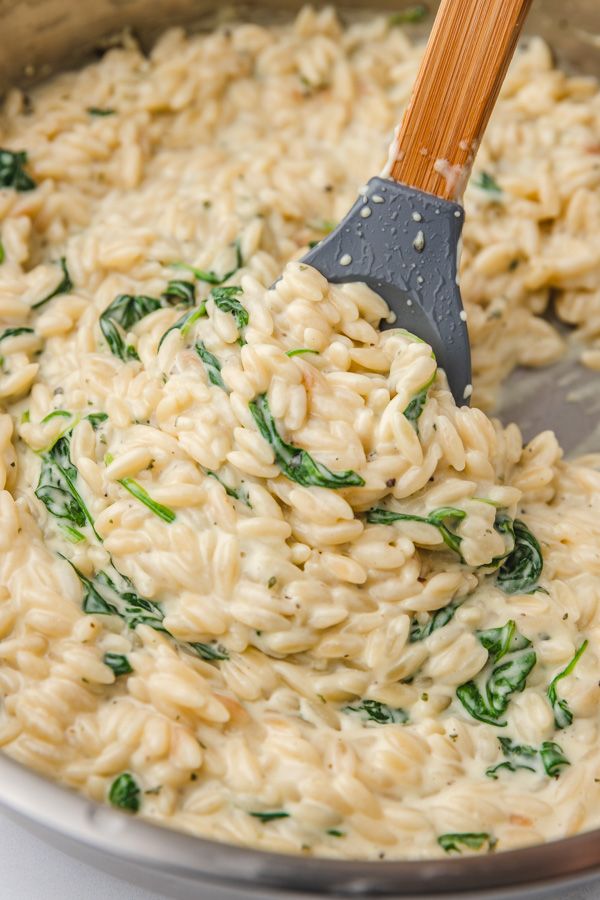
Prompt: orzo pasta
<box><xmin>0</xmin><ymin>5</ymin><xmax>599</xmax><ymax>860</ymax></box>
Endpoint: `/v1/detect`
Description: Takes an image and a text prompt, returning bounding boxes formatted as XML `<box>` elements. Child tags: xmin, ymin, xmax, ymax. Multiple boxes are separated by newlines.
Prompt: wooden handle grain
<box><xmin>390</xmin><ymin>0</ymin><xmax>533</xmax><ymax>201</ymax></box>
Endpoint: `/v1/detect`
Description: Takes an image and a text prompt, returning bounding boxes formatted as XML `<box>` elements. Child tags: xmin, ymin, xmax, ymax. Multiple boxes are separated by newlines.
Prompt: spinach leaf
<box><xmin>498</xmin><ymin>736</ymin><xmax>537</xmax><ymax>761</ymax></box>
<box><xmin>36</xmin><ymin>430</ymin><xmax>96</xmax><ymax>534</ymax></box>
<box><xmin>366</xmin><ymin>506</ymin><xmax>466</xmax><ymax>555</ymax></box>
<box><xmin>157</xmin><ymin>304</ymin><xmax>207</xmax><ymax>350</ymax></box>
<box><xmin>0</xmin><ymin>148</ymin><xmax>36</xmax><ymax>191</ymax></box>
<box><xmin>459</xmin><ymin>652</ymin><xmax>537</xmax><ymax>726</ymax></box>
<box><xmin>195</xmin><ymin>341</ymin><xmax>226</xmax><ymax>389</ymax></box>
<box><xmin>389</xmin><ymin>5</ymin><xmax>428</xmax><ymax>25</ymax></box>
<box><xmin>86</xmin><ymin>412</ymin><xmax>109</xmax><ymax>430</ymax></box>
<box><xmin>109</xmin><ymin>773</ymin><xmax>140</xmax><ymax>812</ymax></box>
<box><xmin>72</xmin><ymin>560</ymin><xmax>167</xmax><ymax>632</ymax></box>
<box><xmin>403</xmin><ymin>385</ymin><xmax>430</xmax><ymax>427</ymax></box>
<box><xmin>101</xmin><ymin>282</ymin><xmax>201</xmax><ymax>359</ymax></box>
<box><xmin>42</xmin><ymin>409</ymin><xmax>72</xmax><ymax>423</ymax></box>
<box><xmin>190</xmin><ymin>642</ymin><xmax>229</xmax><ymax>661</ymax></box>
<box><xmin>342</xmin><ymin>699</ymin><xmax>408</xmax><ymax>725</ymax></box>
<box><xmin>211</xmin><ymin>286</ymin><xmax>248</xmax><ymax>340</ymax></box>
<box><xmin>485</xmin><ymin>761</ymin><xmax>524</xmax><ymax>779</ymax></box>
<box><xmin>170</xmin><ymin>239</ymin><xmax>243</xmax><ymax>286</ymax></box>
<box><xmin>496</xmin><ymin>519</ymin><xmax>543</xmax><ymax>594</ymax></box>
<box><xmin>249</xmin><ymin>393</ymin><xmax>364</xmax><ymax>489</ymax></box>
<box><xmin>396</xmin><ymin>332</ymin><xmax>437</xmax><ymax>429</ymax></box>
<box><xmin>286</xmin><ymin>348</ymin><xmax>320</xmax><ymax>358</ymax></box>
<box><xmin>249</xmin><ymin>811</ymin><xmax>289</xmax><ymax>823</ymax></box>
<box><xmin>170</xmin><ymin>263</ymin><xmax>222</xmax><ymax>285</ymax></box>
<box><xmin>0</xmin><ymin>326</ymin><xmax>34</xmax><ymax>344</ymax></box>
<box><xmin>69</xmin><ymin>558</ymin><xmax>229</xmax><ymax>664</ymax></box>
<box><xmin>32</xmin><ymin>258</ymin><xmax>73</xmax><ymax>309</ymax></box>
<box><xmin>103</xmin><ymin>652</ymin><xmax>133</xmax><ymax>676</ymax></box>
<box><xmin>476</xmin><ymin>620</ymin><xmax>531</xmax><ymax>662</ymax></box>
<box><xmin>60</xmin><ymin>524</ymin><xmax>86</xmax><ymax>543</ymax></box>
<box><xmin>87</xmin><ymin>107</ymin><xmax>116</xmax><ymax>116</ymax></box>
<box><xmin>547</xmin><ymin>641</ymin><xmax>588</xmax><ymax>729</ymax></box>
<box><xmin>409</xmin><ymin>601</ymin><xmax>460</xmax><ymax>642</ymax></box>
<box><xmin>0</xmin><ymin>239</ymin><xmax>4</xmax><ymax>263</ymax></box>
<box><xmin>438</xmin><ymin>833</ymin><xmax>496</xmax><ymax>854</ymax></box>
<box><xmin>118</xmin><ymin>476</ymin><xmax>176</xmax><ymax>523</ymax></box>
<box><xmin>485</xmin><ymin>737</ymin><xmax>537</xmax><ymax>778</ymax></box>
<box><xmin>473</xmin><ymin>171</ymin><xmax>502</xmax><ymax>196</ymax></box>
<box><xmin>205</xmin><ymin>469</ymin><xmax>251</xmax><ymax>506</ymax></box>
<box><xmin>486</xmin><ymin>736</ymin><xmax>569</xmax><ymax>779</ymax></box>
<box><xmin>100</xmin><ymin>293</ymin><xmax>162</xmax><ymax>361</ymax></box>
<box><xmin>403</xmin><ymin>371</ymin><xmax>437</xmax><ymax>432</ymax></box>
<box><xmin>540</xmin><ymin>741</ymin><xmax>570</xmax><ymax>777</ymax></box>
<box><xmin>161</xmin><ymin>279</ymin><xmax>196</xmax><ymax>307</ymax></box>
<box><xmin>456</xmin><ymin>621</ymin><xmax>536</xmax><ymax>726</ymax></box>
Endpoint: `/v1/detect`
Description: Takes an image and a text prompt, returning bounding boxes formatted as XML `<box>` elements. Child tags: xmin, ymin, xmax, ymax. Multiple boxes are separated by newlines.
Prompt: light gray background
<box><xmin>0</xmin><ymin>811</ymin><xmax>598</xmax><ymax>900</ymax></box>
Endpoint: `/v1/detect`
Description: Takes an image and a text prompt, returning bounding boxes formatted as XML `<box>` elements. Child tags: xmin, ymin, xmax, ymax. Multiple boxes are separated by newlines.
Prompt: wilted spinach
<box><xmin>485</xmin><ymin>736</ymin><xmax>569</xmax><ymax>779</ymax></box>
<box><xmin>36</xmin><ymin>430</ymin><xmax>94</xmax><ymax>534</ymax></box>
<box><xmin>69</xmin><ymin>558</ymin><xmax>229</xmax><ymax>664</ymax></box>
<box><xmin>32</xmin><ymin>257</ymin><xmax>73</xmax><ymax>309</ymax></box>
<box><xmin>249</xmin><ymin>811</ymin><xmax>290</xmax><ymax>823</ymax></box>
<box><xmin>540</xmin><ymin>741</ymin><xmax>570</xmax><ymax>777</ymax></box>
<box><xmin>211</xmin><ymin>285</ymin><xmax>248</xmax><ymax>341</ymax></box>
<box><xmin>100</xmin><ymin>293</ymin><xmax>162</xmax><ymax>361</ymax></box>
<box><xmin>170</xmin><ymin>239</ymin><xmax>243</xmax><ymax>286</ymax></box>
<box><xmin>403</xmin><ymin>384</ymin><xmax>430</xmax><ymax>428</ymax></box>
<box><xmin>286</xmin><ymin>348</ymin><xmax>320</xmax><ymax>358</ymax></box>
<box><xmin>547</xmin><ymin>641</ymin><xmax>588</xmax><ymax>729</ymax></box>
<box><xmin>366</xmin><ymin>506</ymin><xmax>466</xmax><ymax>555</ymax></box>
<box><xmin>0</xmin><ymin>326</ymin><xmax>34</xmax><ymax>344</ymax></box>
<box><xmin>60</xmin><ymin>524</ymin><xmax>85</xmax><ymax>543</ymax></box>
<box><xmin>249</xmin><ymin>393</ymin><xmax>364</xmax><ymax>489</ymax></box>
<box><xmin>35</xmin><ymin>411</ymin><xmax>107</xmax><ymax>538</ymax></box>
<box><xmin>342</xmin><ymin>699</ymin><xmax>408</xmax><ymax>725</ymax></box>
<box><xmin>103</xmin><ymin>653</ymin><xmax>133</xmax><ymax>676</ymax></box>
<box><xmin>456</xmin><ymin>621</ymin><xmax>536</xmax><ymax>726</ymax></box>
<box><xmin>476</xmin><ymin>621</ymin><xmax>532</xmax><ymax>659</ymax></box>
<box><xmin>109</xmin><ymin>773</ymin><xmax>140</xmax><ymax>812</ymax></box>
<box><xmin>473</xmin><ymin>171</ymin><xmax>502</xmax><ymax>196</ymax></box>
<box><xmin>161</xmin><ymin>279</ymin><xmax>196</xmax><ymax>307</ymax></box>
<box><xmin>86</xmin><ymin>411</ymin><xmax>109</xmax><ymax>430</ymax></box>
<box><xmin>205</xmin><ymin>469</ymin><xmax>251</xmax><ymax>506</ymax></box>
<box><xmin>496</xmin><ymin>519</ymin><xmax>543</xmax><ymax>594</ymax></box>
<box><xmin>190</xmin><ymin>642</ymin><xmax>229</xmax><ymax>661</ymax></box>
<box><xmin>72</xmin><ymin>560</ymin><xmax>167</xmax><ymax>631</ymax></box>
<box><xmin>195</xmin><ymin>341</ymin><xmax>226</xmax><ymax>389</ymax></box>
<box><xmin>485</xmin><ymin>736</ymin><xmax>537</xmax><ymax>779</ymax></box>
<box><xmin>118</xmin><ymin>477</ymin><xmax>176</xmax><ymax>523</ymax></box>
<box><xmin>438</xmin><ymin>833</ymin><xmax>496</xmax><ymax>854</ymax></box>
<box><xmin>0</xmin><ymin>148</ymin><xmax>36</xmax><ymax>191</ymax></box>
<box><xmin>409</xmin><ymin>601</ymin><xmax>460</xmax><ymax>642</ymax></box>
<box><xmin>389</xmin><ymin>5</ymin><xmax>428</xmax><ymax>25</ymax></box>
<box><xmin>157</xmin><ymin>304</ymin><xmax>207</xmax><ymax>351</ymax></box>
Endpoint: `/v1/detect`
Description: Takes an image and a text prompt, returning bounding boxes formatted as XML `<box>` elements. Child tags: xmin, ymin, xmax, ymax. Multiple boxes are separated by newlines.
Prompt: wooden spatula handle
<box><xmin>390</xmin><ymin>0</ymin><xmax>532</xmax><ymax>201</ymax></box>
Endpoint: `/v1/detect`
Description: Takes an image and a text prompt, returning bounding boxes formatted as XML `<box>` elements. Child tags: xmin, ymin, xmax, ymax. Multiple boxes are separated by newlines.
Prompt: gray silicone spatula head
<box><xmin>301</xmin><ymin>0</ymin><xmax>533</xmax><ymax>405</ymax></box>
<box><xmin>303</xmin><ymin>178</ymin><xmax>471</xmax><ymax>403</ymax></box>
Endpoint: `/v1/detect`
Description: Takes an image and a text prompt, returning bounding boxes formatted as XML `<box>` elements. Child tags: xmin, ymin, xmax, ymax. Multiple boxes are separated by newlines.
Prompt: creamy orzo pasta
<box><xmin>0</xmin><ymin>5</ymin><xmax>599</xmax><ymax>860</ymax></box>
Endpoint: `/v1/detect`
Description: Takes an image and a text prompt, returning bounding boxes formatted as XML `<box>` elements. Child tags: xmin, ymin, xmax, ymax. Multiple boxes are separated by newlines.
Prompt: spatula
<box><xmin>302</xmin><ymin>0</ymin><xmax>533</xmax><ymax>404</ymax></box>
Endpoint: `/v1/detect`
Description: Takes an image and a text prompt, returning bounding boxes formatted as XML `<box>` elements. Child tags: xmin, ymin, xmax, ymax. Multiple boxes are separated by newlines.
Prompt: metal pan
<box><xmin>0</xmin><ymin>0</ymin><xmax>598</xmax><ymax>896</ymax></box>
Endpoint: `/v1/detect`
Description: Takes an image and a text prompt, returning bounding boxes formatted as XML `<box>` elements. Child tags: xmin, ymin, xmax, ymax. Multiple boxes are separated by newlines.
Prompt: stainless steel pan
<box><xmin>0</xmin><ymin>1</ymin><xmax>598</xmax><ymax>897</ymax></box>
